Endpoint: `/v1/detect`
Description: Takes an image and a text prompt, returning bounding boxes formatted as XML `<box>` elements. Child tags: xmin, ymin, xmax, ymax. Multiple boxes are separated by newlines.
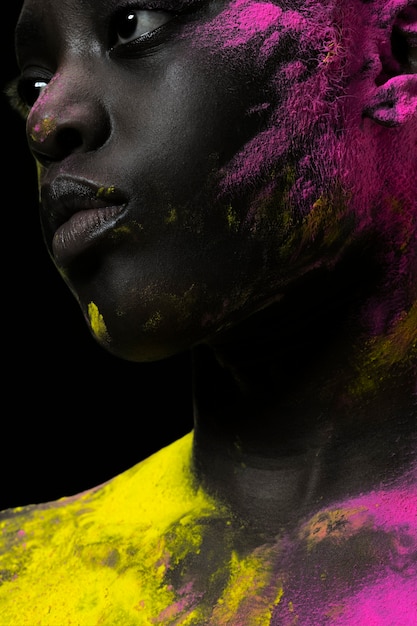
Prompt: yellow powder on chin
<box><xmin>88</xmin><ymin>301</ymin><xmax>110</xmax><ymax>342</ymax></box>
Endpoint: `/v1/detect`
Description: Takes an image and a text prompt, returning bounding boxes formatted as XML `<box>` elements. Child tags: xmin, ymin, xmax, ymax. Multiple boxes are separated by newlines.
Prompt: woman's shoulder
<box><xmin>0</xmin><ymin>431</ymin><xmax>230</xmax><ymax>624</ymax></box>
<box><xmin>270</xmin><ymin>467</ymin><xmax>417</xmax><ymax>625</ymax></box>
<box><xmin>0</xmin><ymin>431</ymin><xmax>219</xmax><ymax>622</ymax></box>
<box><xmin>0</xmin><ymin>439</ymin><xmax>415</xmax><ymax>625</ymax></box>
<box><xmin>0</xmin><ymin>431</ymin><xmax>203</xmax><ymax>538</ymax></box>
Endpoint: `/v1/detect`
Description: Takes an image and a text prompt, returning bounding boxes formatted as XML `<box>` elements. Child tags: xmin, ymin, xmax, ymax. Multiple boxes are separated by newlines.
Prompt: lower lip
<box><xmin>52</xmin><ymin>206</ymin><xmax>126</xmax><ymax>266</ymax></box>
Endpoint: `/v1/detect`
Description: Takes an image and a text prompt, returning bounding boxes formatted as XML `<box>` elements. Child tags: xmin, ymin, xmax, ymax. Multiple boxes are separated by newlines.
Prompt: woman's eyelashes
<box><xmin>6</xmin><ymin>76</ymin><xmax>49</xmax><ymax>118</ymax></box>
<box><xmin>109</xmin><ymin>9</ymin><xmax>175</xmax><ymax>49</ymax></box>
<box><xmin>108</xmin><ymin>0</ymin><xmax>210</xmax><ymax>52</ymax></box>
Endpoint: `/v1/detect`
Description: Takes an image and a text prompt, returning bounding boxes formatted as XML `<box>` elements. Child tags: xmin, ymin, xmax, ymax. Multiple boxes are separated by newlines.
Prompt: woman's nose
<box><xmin>26</xmin><ymin>70</ymin><xmax>111</xmax><ymax>165</ymax></box>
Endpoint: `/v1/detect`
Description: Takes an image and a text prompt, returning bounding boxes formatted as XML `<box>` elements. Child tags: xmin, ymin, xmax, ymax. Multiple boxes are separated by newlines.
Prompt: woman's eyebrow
<box><xmin>15</xmin><ymin>13</ymin><xmax>44</xmax><ymax>53</ymax></box>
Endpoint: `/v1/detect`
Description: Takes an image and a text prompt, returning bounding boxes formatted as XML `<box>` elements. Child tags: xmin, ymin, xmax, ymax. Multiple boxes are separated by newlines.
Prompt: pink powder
<box><xmin>273</xmin><ymin>469</ymin><xmax>417</xmax><ymax>625</ymax></box>
<box><xmin>333</xmin><ymin>575</ymin><xmax>417</xmax><ymax>625</ymax></box>
<box><xmin>203</xmin><ymin>0</ymin><xmax>283</xmax><ymax>48</ymax></box>
<box><xmin>206</xmin><ymin>0</ymin><xmax>417</xmax><ymax>339</ymax></box>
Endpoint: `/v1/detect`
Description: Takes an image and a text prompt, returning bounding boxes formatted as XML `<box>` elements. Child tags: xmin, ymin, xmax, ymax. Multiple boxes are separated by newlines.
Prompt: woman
<box><xmin>1</xmin><ymin>0</ymin><xmax>416</xmax><ymax>623</ymax></box>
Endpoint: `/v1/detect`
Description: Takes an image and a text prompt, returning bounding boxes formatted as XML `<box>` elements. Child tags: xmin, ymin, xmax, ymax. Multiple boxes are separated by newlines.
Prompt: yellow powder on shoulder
<box><xmin>0</xmin><ymin>433</ymin><xmax>286</xmax><ymax>625</ymax></box>
<box><xmin>0</xmin><ymin>433</ymin><xmax>217</xmax><ymax>624</ymax></box>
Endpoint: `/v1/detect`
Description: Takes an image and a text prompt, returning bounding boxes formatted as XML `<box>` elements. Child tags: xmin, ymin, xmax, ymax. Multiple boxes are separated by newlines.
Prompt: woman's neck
<box><xmin>190</xmin><ymin>259</ymin><xmax>417</xmax><ymax>535</ymax></box>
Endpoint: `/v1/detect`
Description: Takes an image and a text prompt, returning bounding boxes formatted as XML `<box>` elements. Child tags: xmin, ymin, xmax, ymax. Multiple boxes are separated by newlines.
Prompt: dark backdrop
<box><xmin>1</xmin><ymin>4</ymin><xmax>194</xmax><ymax>510</ymax></box>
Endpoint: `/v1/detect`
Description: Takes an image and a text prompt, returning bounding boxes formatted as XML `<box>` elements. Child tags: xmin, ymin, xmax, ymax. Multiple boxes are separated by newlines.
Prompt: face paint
<box><xmin>351</xmin><ymin>302</ymin><xmax>417</xmax><ymax>397</ymax></box>
<box><xmin>192</xmin><ymin>0</ymin><xmax>417</xmax><ymax>400</ymax></box>
<box><xmin>26</xmin><ymin>73</ymin><xmax>61</xmax><ymax>142</ymax></box>
<box><xmin>87</xmin><ymin>301</ymin><xmax>110</xmax><ymax>343</ymax></box>
<box><xmin>29</xmin><ymin>115</ymin><xmax>57</xmax><ymax>143</ymax></box>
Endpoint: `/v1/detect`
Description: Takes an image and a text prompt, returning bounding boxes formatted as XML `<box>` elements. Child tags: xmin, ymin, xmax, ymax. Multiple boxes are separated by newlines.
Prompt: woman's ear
<box><xmin>363</xmin><ymin>2</ymin><xmax>417</xmax><ymax>127</ymax></box>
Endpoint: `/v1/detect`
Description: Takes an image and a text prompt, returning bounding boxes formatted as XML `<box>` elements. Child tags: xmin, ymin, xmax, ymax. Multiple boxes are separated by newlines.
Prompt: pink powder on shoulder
<box><xmin>333</xmin><ymin>574</ymin><xmax>417</xmax><ymax>626</ymax></box>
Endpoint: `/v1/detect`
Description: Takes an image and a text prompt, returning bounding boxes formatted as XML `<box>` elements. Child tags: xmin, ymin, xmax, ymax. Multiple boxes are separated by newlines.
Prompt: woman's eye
<box><xmin>112</xmin><ymin>9</ymin><xmax>173</xmax><ymax>46</ymax></box>
<box><xmin>19</xmin><ymin>79</ymin><xmax>49</xmax><ymax>108</ymax></box>
<box><xmin>7</xmin><ymin>76</ymin><xmax>49</xmax><ymax>118</ymax></box>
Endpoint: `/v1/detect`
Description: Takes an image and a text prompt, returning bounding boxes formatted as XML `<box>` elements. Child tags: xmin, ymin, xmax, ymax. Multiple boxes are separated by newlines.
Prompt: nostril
<box><xmin>30</xmin><ymin>127</ymin><xmax>84</xmax><ymax>165</ymax></box>
<box><xmin>26</xmin><ymin>97</ymin><xmax>112</xmax><ymax>163</ymax></box>
<box><xmin>391</xmin><ymin>26</ymin><xmax>409</xmax><ymax>68</ymax></box>
<box><xmin>56</xmin><ymin>127</ymin><xmax>83</xmax><ymax>154</ymax></box>
<box><xmin>390</xmin><ymin>5</ymin><xmax>417</xmax><ymax>73</ymax></box>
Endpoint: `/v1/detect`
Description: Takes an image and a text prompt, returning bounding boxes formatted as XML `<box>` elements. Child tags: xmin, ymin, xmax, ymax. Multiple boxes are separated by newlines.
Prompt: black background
<box><xmin>1</xmin><ymin>4</ymin><xmax>194</xmax><ymax>510</ymax></box>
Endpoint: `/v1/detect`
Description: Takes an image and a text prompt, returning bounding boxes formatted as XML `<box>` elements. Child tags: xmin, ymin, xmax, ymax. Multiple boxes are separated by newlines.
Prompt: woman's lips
<box><xmin>52</xmin><ymin>205</ymin><xmax>126</xmax><ymax>266</ymax></box>
<box><xmin>41</xmin><ymin>176</ymin><xmax>128</xmax><ymax>267</ymax></box>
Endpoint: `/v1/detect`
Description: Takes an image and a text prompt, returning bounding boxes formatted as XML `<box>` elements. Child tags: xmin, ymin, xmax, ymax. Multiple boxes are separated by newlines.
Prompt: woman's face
<box><xmin>14</xmin><ymin>0</ymin><xmax>361</xmax><ymax>361</ymax></box>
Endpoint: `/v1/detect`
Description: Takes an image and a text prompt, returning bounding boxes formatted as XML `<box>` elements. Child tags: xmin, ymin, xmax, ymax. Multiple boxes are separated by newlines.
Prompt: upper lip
<box><xmin>41</xmin><ymin>176</ymin><xmax>128</xmax><ymax>226</ymax></box>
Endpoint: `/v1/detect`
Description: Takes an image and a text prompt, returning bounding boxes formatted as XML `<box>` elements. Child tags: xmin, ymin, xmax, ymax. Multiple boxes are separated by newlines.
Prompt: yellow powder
<box><xmin>0</xmin><ymin>433</ymin><xmax>285</xmax><ymax>624</ymax></box>
<box><xmin>88</xmin><ymin>301</ymin><xmax>110</xmax><ymax>342</ymax></box>
<box><xmin>96</xmin><ymin>186</ymin><xmax>116</xmax><ymax>199</ymax></box>
<box><xmin>30</xmin><ymin>116</ymin><xmax>57</xmax><ymax>143</ymax></box>
<box><xmin>210</xmin><ymin>550</ymin><xmax>284</xmax><ymax>625</ymax></box>
<box><xmin>351</xmin><ymin>301</ymin><xmax>417</xmax><ymax>396</ymax></box>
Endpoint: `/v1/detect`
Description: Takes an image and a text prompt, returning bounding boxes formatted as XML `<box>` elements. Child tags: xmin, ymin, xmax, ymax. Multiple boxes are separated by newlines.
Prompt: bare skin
<box><xmin>1</xmin><ymin>0</ymin><xmax>416</xmax><ymax>623</ymax></box>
